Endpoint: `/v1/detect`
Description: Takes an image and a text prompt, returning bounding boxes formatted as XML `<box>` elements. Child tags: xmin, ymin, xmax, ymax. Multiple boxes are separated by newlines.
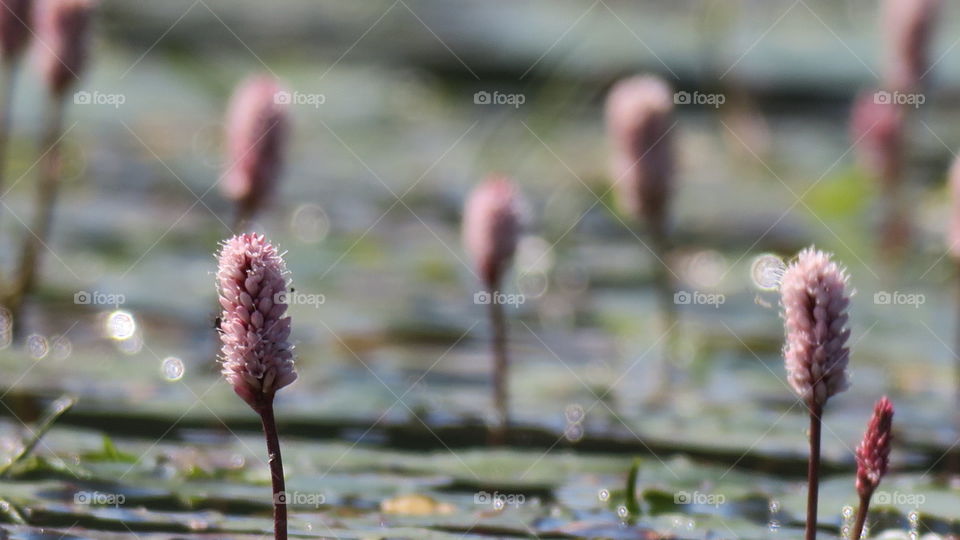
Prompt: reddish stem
<box><xmin>806</xmin><ymin>402</ymin><xmax>823</xmax><ymax>540</ymax></box>
<box><xmin>488</xmin><ymin>289</ymin><xmax>508</xmax><ymax>445</ymax></box>
<box><xmin>851</xmin><ymin>491</ymin><xmax>872</xmax><ymax>540</ymax></box>
<box><xmin>257</xmin><ymin>400</ymin><xmax>287</xmax><ymax>540</ymax></box>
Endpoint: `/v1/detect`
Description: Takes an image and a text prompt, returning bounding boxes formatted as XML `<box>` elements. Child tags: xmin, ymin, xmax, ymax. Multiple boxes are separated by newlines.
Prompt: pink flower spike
<box><xmin>850</xmin><ymin>91</ymin><xmax>903</xmax><ymax>188</ymax></box>
<box><xmin>947</xmin><ymin>156</ymin><xmax>960</xmax><ymax>260</ymax></box>
<box><xmin>856</xmin><ymin>396</ymin><xmax>894</xmax><ymax>498</ymax></box>
<box><xmin>605</xmin><ymin>75</ymin><xmax>675</xmax><ymax>228</ymax></box>
<box><xmin>781</xmin><ymin>247</ymin><xmax>852</xmax><ymax>408</ymax></box>
<box><xmin>222</xmin><ymin>75</ymin><xmax>289</xmax><ymax>225</ymax></box>
<box><xmin>883</xmin><ymin>0</ymin><xmax>940</xmax><ymax>92</ymax></box>
<box><xmin>216</xmin><ymin>233</ymin><xmax>297</xmax><ymax>410</ymax></box>
<box><xmin>0</xmin><ymin>0</ymin><xmax>33</xmax><ymax>59</ymax></box>
<box><xmin>462</xmin><ymin>175</ymin><xmax>522</xmax><ymax>289</ymax></box>
<box><xmin>37</xmin><ymin>0</ymin><xmax>93</xmax><ymax>97</ymax></box>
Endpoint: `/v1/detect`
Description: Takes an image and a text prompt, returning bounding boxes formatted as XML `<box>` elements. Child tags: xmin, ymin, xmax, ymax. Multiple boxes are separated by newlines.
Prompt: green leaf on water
<box><xmin>0</xmin><ymin>395</ymin><xmax>76</xmax><ymax>479</ymax></box>
<box><xmin>84</xmin><ymin>435</ymin><xmax>138</xmax><ymax>463</ymax></box>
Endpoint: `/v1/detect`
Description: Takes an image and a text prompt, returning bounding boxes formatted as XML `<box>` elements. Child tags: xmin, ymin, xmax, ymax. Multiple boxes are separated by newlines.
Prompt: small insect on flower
<box><xmin>216</xmin><ymin>233</ymin><xmax>297</xmax><ymax>410</ymax></box>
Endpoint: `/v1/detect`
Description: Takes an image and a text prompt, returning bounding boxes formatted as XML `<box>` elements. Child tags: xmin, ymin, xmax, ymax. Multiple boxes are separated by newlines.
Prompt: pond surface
<box><xmin>0</xmin><ymin>1</ymin><xmax>958</xmax><ymax>538</ymax></box>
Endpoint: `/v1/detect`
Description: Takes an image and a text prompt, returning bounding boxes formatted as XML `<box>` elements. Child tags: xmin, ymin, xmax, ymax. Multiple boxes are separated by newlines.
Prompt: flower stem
<box><xmin>806</xmin><ymin>402</ymin><xmax>823</xmax><ymax>540</ymax></box>
<box><xmin>488</xmin><ymin>293</ymin><xmax>508</xmax><ymax>445</ymax></box>
<box><xmin>258</xmin><ymin>400</ymin><xmax>288</xmax><ymax>540</ymax></box>
<box><xmin>6</xmin><ymin>92</ymin><xmax>65</xmax><ymax>337</ymax></box>
<box><xmin>953</xmin><ymin>264</ymin><xmax>960</xmax><ymax>476</ymax></box>
<box><xmin>851</xmin><ymin>491</ymin><xmax>872</xmax><ymax>540</ymax></box>
<box><xmin>648</xmin><ymin>224</ymin><xmax>678</xmax><ymax>400</ymax></box>
<box><xmin>0</xmin><ymin>58</ymin><xmax>19</xmax><ymax>214</ymax></box>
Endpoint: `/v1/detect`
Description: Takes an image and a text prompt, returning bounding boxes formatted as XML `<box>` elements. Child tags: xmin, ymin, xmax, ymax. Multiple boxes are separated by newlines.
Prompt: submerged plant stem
<box><xmin>489</xmin><ymin>293</ymin><xmax>508</xmax><ymax>445</ymax></box>
<box><xmin>851</xmin><ymin>491</ymin><xmax>871</xmax><ymax>540</ymax></box>
<box><xmin>258</xmin><ymin>400</ymin><xmax>288</xmax><ymax>540</ymax></box>
<box><xmin>6</xmin><ymin>93</ymin><xmax>65</xmax><ymax>333</ymax></box>
<box><xmin>806</xmin><ymin>403</ymin><xmax>823</xmax><ymax>540</ymax></box>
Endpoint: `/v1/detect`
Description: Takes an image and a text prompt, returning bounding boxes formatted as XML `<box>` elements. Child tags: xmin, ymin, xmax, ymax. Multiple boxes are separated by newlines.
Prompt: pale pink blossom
<box><xmin>37</xmin><ymin>0</ymin><xmax>93</xmax><ymax>97</ymax></box>
<box><xmin>222</xmin><ymin>75</ymin><xmax>289</xmax><ymax>223</ymax></box>
<box><xmin>781</xmin><ymin>248</ymin><xmax>851</xmax><ymax>408</ymax></box>
<box><xmin>216</xmin><ymin>233</ymin><xmax>296</xmax><ymax>409</ymax></box>
<box><xmin>462</xmin><ymin>176</ymin><xmax>521</xmax><ymax>288</ymax></box>
<box><xmin>605</xmin><ymin>75</ymin><xmax>674</xmax><ymax>229</ymax></box>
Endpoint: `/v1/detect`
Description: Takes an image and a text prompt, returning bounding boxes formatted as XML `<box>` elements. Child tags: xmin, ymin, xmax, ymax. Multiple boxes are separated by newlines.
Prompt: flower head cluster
<box><xmin>216</xmin><ymin>233</ymin><xmax>296</xmax><ymax>409</ymax></box>
<box><xmin>856</xmin><ymin>396</ymin><xmax>894</xmax><ymax>497</ymax></box>
<box><xmin>605</xmin><ymin>75</ymin><xmax>675</xmax><ymax>229</ymax></box>
<box><xmin>37</xmin><ymin>0</ymin><xmax>93</xmax><ymax>97</ymax></box>
<box><xmin>781</xmin><ymin>248</ymin><xmax>851</xmax><ymax>408</ymax></box>
<box><xmin>222</xmin><ymin>75</ymin><xmax>289</xmax><ymax>222</ymax></box>
<box><xmin>883</xmin><ymin>0</ymin><xmax>940</xmax><ymax>92</ymax></box>
<box><xmin>462</xmin><ymin>176</ymin><xmax>522</xmax><ymax>289</ymax></box>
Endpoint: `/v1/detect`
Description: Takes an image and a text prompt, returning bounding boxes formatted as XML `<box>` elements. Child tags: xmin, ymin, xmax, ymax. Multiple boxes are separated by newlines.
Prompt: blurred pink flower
<box><xmin>222</xmin><ymin>75</ymin><xmax>289</xmax><ymax>222</ymax></box>
<box><xmin>605</xmin><ymin>75</ymin><xmax>674</xmax><ymax>229</ymax></box>
<box><xmin>948</xmin><ymin>156</ymin><xmax>960</xmax><ymax>260</ymax></box>
<box><xmin>216</xmin><ymin>233</ymin><xmax>297</xmax><ymax>410</ymax></box>
<box><xmin>0</xmin><ymin>0</ymin><xmax>33</xmax><ymax>58</ymax></box>
<box><xmin>855</xmin><ymin>396</ymin><xmax>894</xmax><ymax>497</ymax></box>
<box><xmin>850</xmin><ymin>91</ymin><xmax>903</xmax><ymax>188</ymax></box>
<box><xmin>462</xmin><ymin>176</ymin><xmax>521</xmax><ymax>289</ymax></box>
<box><xmin>37</xmin><ymin>0</ymin><xmax>93</xmax><ymax>97</ymax></box>
<box><xmin>883</xmin><ymin>0</ymin><xmax>940</xmax><ymax>91</ymax></box>
<box><xmin>781</xmin><ymin>248</ymin><xmax>851</xmax><ymax>408</ymax></box>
